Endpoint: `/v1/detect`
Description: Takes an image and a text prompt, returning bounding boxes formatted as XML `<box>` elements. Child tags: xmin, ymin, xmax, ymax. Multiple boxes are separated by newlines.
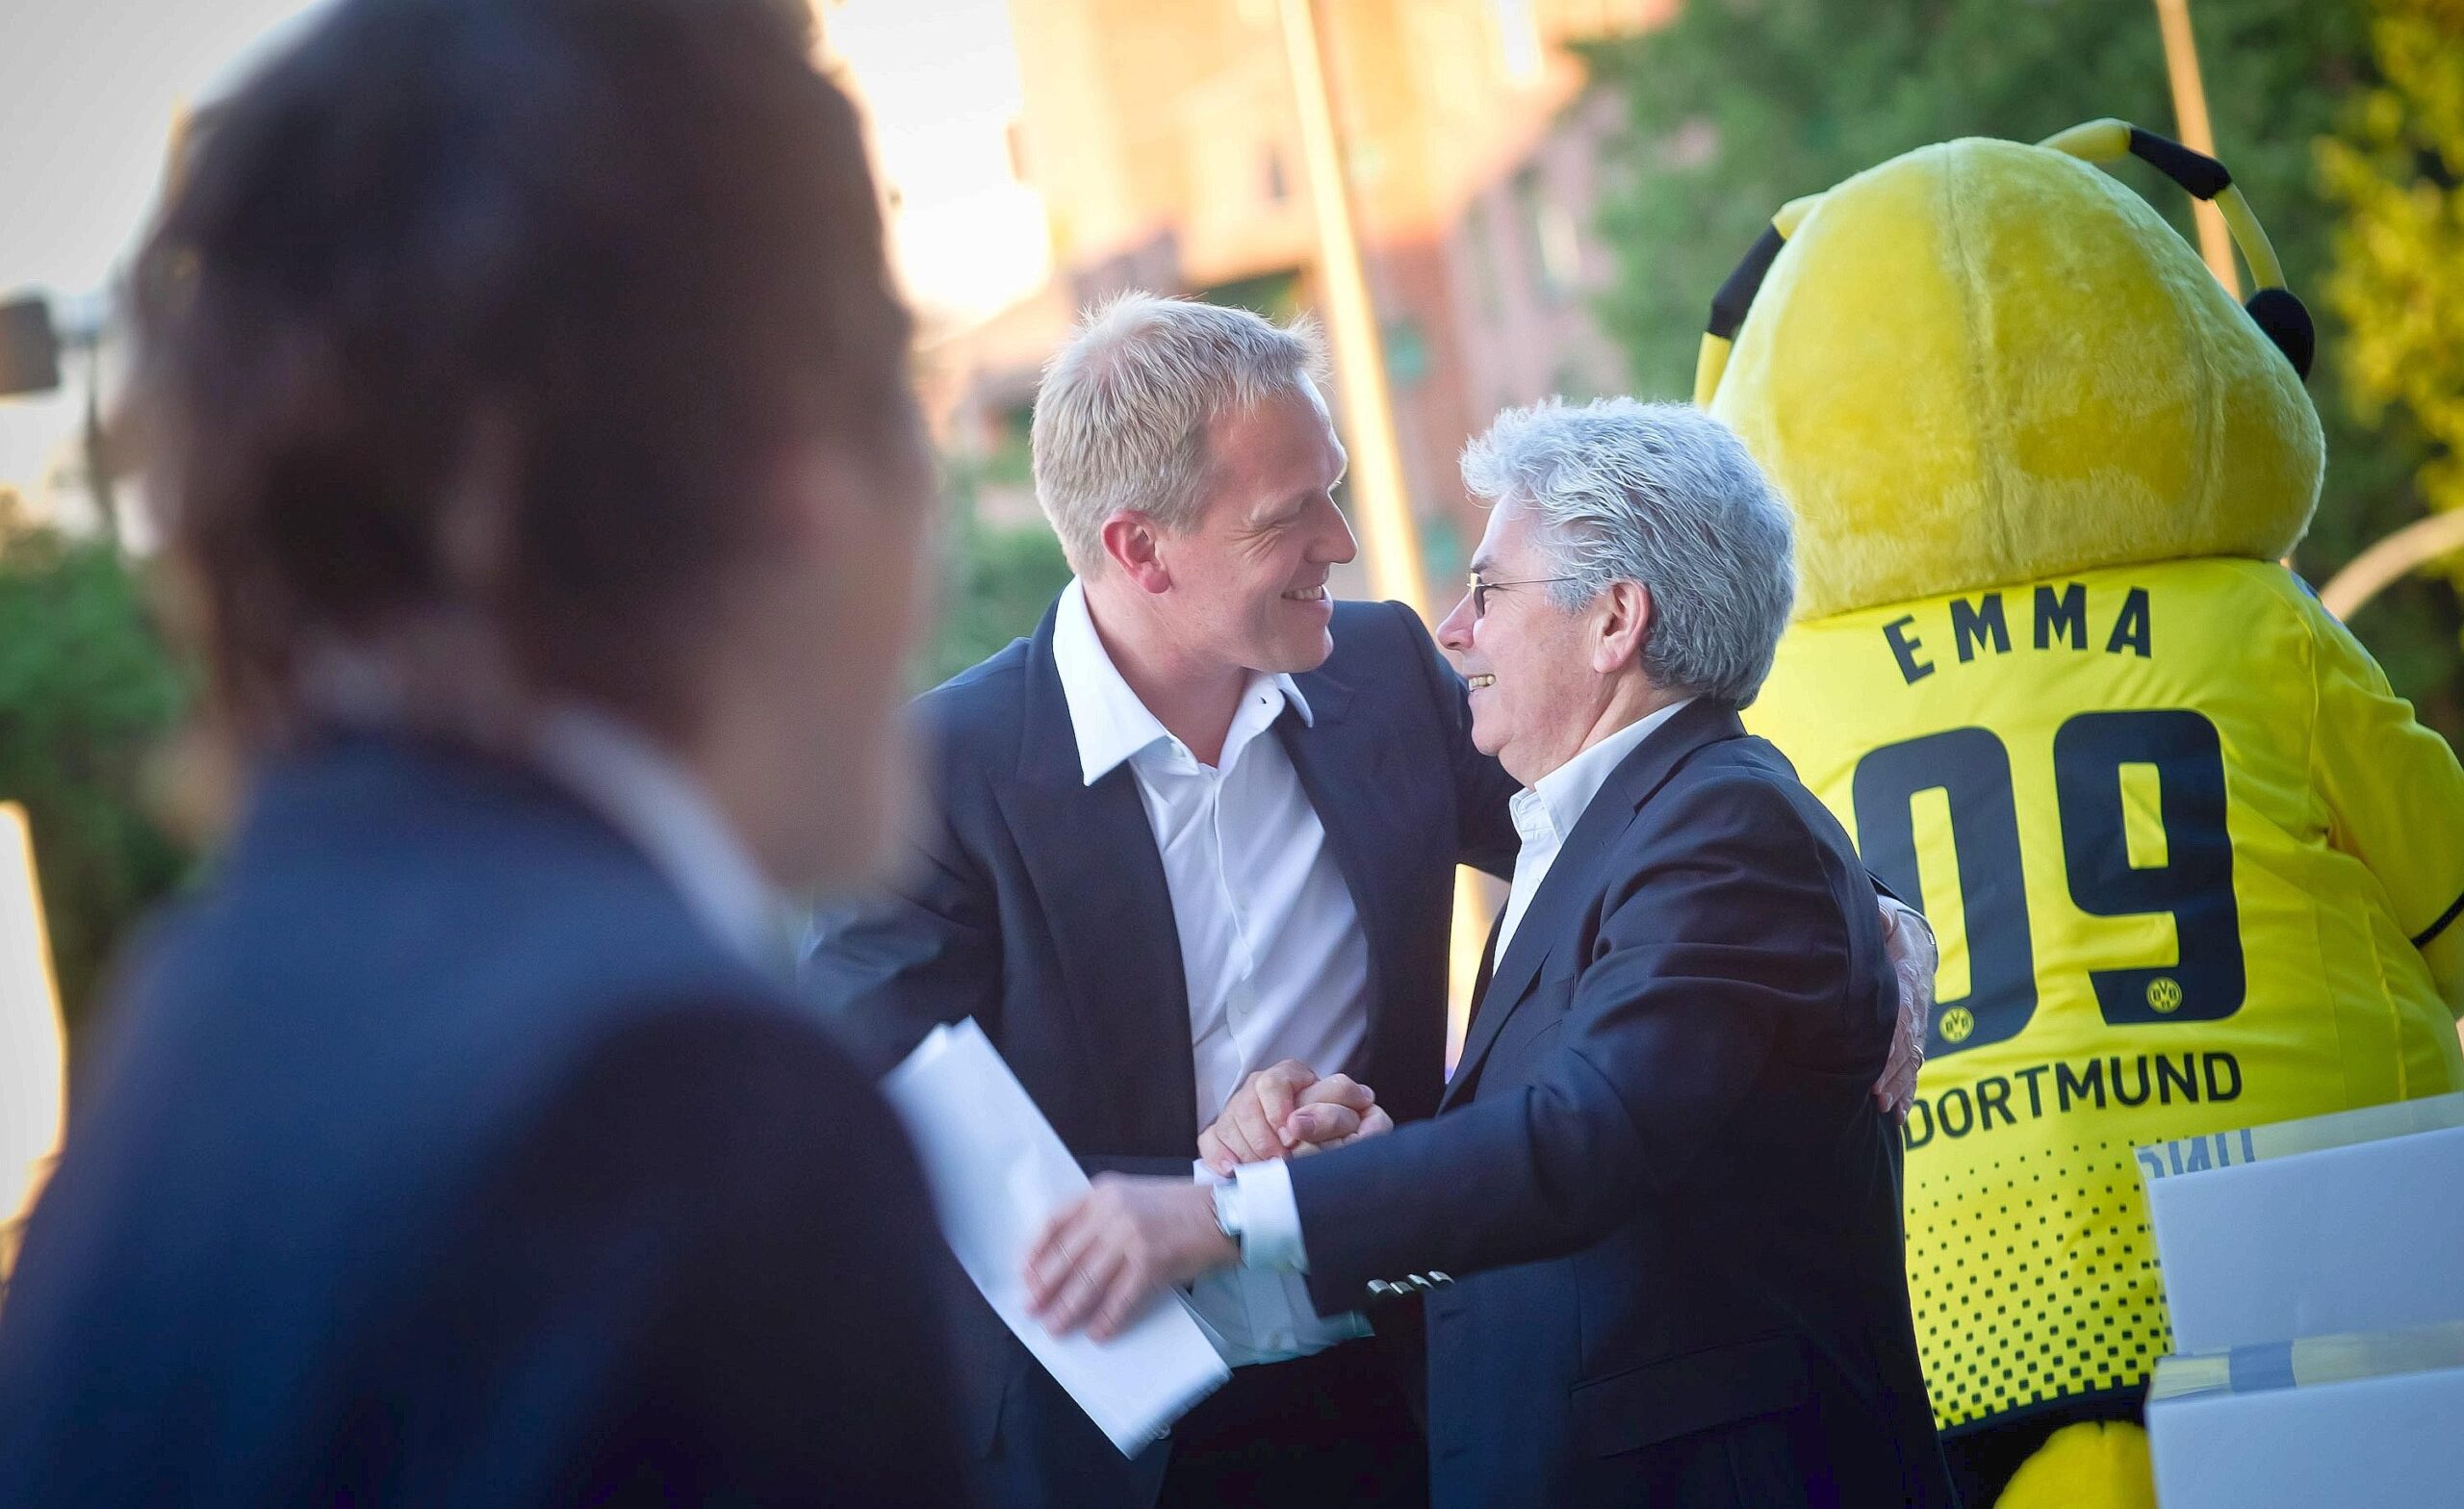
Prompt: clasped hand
<box><xmin>1197</xmin><ymin>1058</ymin><xmax>1395</xmax><ymax>1175</ymax></box>
<box><xmin>1025</xmin><ymin>1060</ymin><xmax>1394</xmax><ymax>1340</ymax></box>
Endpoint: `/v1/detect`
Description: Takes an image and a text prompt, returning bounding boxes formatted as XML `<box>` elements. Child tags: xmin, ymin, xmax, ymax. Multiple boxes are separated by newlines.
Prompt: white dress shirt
<box><xmin>1050</xmin><ymin>579</ymin><xmax>1373</xmax><ymax>1362</ymax></box>
<box><xmin>1233</xmin><ymin>697</ymin><xmax>1696</xmax><ymax>1274</ymax></box>
<box><xmin>1492</xmin><ymin>697</ymin><xmax>1698</xmax><ymax>963</ymax></box>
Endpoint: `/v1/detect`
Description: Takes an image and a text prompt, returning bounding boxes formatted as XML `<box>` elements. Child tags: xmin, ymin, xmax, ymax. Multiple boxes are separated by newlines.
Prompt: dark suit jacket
<box><xmin>806</xmin><ymin>597</ymin><xmax>1521</xmax><ymax>1505</ymax></box>
<box><xmin>1288</xmin><ymin>700</ymin><xmax>1955</xmax><ymax>1509</ymax></box>
<box><xmin>0</xmin><ymin>734</ymin><xmax>968</xmax><ymax>1507</ymax></box>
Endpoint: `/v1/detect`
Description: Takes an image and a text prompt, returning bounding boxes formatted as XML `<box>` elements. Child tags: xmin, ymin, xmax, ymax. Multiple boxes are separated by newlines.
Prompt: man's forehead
<box><xmin>1470</xmin><ymin>500</ymin><xmax>1534</xmax><ymax>572</ymax></box>
<box><xmin>1212</xmin><ymin>390</ymin><xmax>1343</xmax><ymax>494</ymax></box>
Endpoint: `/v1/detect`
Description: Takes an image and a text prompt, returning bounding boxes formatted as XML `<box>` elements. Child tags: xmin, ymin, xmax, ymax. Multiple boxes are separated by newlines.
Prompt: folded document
<box><xmin>884</xmin><ymin>1020</ymin><xmax>1231</xmax><ymax>1454</ymax></box>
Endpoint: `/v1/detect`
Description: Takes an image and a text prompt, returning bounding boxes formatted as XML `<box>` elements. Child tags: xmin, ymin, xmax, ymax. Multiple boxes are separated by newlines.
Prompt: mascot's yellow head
<box><xmin>1698</xmin><ymin>120</ymin><xmax>2324</xmax><ymax>622</ymax></box>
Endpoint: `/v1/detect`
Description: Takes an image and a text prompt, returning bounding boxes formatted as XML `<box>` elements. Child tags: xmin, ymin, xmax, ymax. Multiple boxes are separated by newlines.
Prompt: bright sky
<box><xmin>0</xmin><ymin>0</ymin><xmax>1044</xmax><ymax>499</ymax></box>
<box><xmin>828</xmin><ymin>0</ymin><xmax>1050</xmax><ymax>326</ymax></box>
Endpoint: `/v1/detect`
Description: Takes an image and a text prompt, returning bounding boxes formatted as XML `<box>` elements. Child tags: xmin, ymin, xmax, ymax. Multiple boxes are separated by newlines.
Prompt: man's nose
<box><xmin>1315</xmin><ymin>498</ymin><xmax>1359</xmax><ymax>564</ymax></box>
<box><xmin>1436</xmin><ymin>591</ymin><xmax>1475</xmax><ymax>653</ymax></box>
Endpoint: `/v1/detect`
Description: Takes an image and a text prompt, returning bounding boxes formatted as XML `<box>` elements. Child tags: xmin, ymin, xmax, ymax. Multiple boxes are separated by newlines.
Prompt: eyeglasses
<box><xmin>1465</xmin><ymin>573</ymin><xmax>1577</xmax><ymax>619</ymax></box>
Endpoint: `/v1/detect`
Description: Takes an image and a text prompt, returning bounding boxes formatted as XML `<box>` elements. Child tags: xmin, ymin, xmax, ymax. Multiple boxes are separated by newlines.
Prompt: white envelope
<box><xmin>883</xmin><ymin>1020</ymin><xmax>1231</xmax><ymax>1455</ymax></box>
<box><xmin>2136</xmin><ymin>1093</ymin><xmax>2464</xmax><ymax>1355</ymax></box>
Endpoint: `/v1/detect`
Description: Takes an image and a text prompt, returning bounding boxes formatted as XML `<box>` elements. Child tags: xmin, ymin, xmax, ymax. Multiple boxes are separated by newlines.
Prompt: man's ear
<box><xmin>1590</xmin><ymin>580</ymin><xmax>1652</xmax><ymax>675</ymax></box>
<box><xmin>1099</xmin><ymin>512</ymin><xmax>1173</xmax><ymax>595</ymax></box>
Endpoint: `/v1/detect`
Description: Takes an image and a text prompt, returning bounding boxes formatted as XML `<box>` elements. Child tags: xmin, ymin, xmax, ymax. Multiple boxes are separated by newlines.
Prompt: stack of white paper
<box><xmin>883</xmin><ymin>1020</ymin><xmax>1231</xmax><ymax>1455</ymax></box>
<box><xmin>2138</xmin><ymin>1093</ymin><xmax>2464</xmax><ymax>1506</ymax></box>
<box><xmin>2138</xmin><ymin>1093</ymin><xmax>2464</xmax><ymax>1354</ymax></box>
<box><xmin>2146</xmin><ymin>1322</ymin><xmax>2464</xmax><ymax>1509</ymax></box>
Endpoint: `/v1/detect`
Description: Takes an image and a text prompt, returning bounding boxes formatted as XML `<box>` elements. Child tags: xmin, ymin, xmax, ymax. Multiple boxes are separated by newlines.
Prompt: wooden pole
<box><xmin>2153</xmin><ymin>0</ymin><xmax>2242</xmax><ymax>294</ymax></box>
<box><xmin>1279</xmin><ymin>0</ymin><xmax>1495</xmax><ymax>1062</ymax></box>
<box><xmin>1276</xmin><ymin>0</ymin><xmax>1425</xmax><ymax>610</ymax></box>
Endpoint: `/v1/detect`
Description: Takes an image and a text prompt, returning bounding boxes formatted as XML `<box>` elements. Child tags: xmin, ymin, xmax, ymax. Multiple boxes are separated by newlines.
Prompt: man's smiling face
<box><xmin>1154</xmin><ymin>377</ymin><xmax>1358</xmax><ymax>675</ymax></box>
<box><xmin>1436</xmin><ymin>500</ymin><xmax>1601</xmax><ymax>786</ymax></box>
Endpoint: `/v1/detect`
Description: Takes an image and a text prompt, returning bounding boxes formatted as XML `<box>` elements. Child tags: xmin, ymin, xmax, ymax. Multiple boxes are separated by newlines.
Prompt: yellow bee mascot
<box><xmin>1700</xmin><ymin>120</ymin><xmax>2464</xmax><ymax>1506</ymax></box>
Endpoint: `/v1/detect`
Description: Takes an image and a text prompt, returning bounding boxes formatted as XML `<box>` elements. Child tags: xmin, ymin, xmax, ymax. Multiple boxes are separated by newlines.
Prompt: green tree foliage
<box><xmin>0</xmin><ymin>448</ymin><xmax>1072</xmax><ymax>1030</ymax></box>
<box><xmin>0</xmin><ymin>504</ymin><xmax>190</xmax><ymax>1035</ymax></box>
<box><xmin>1585</xmin><ymin>0</ymin><xmax>2462</xmax><ymax>737</ymax></box>
<box><xmin>2318</xmin><ymin>0</ymin><xmax>2464</xmax><ymax>566</ymax></box>
<box><xmin>921</xmin><ymin>455</ymin><xmax>1073</xmax><ymax>687</ymax></box>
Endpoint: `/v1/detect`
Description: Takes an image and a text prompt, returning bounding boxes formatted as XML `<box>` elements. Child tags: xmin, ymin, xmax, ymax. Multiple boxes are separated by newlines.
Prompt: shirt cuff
<box><xmin>1232</xmin><ymin>1158</ymin><xmax>1309</xmax><ymax>1273</ymax></box>
<box><xmin>1884</xmin><ymin>893</ymin><xmax>1936</xmax><ymax>954</ymax></box>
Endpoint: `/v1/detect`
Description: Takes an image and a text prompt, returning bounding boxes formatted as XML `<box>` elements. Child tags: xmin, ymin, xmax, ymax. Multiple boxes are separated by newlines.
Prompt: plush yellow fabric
<box><xmin>1708</xmin><ymin>138</ymin><xmax>2323</xmax><ymax>621</ymax></box>
<box><xmin>1994</xmin><ymin>1421</ymin><xmax>2155</xmax><ymax>1509</ymax></box>
<box><xmin>1721</xmin><ymin>126</ymin><xmax>2464</xmax><ymax>1442</ymax></box>
<box><xmin>1747</xmin><ymin>559</ymin><xmax>2464</xmax><ymax>1428</ymax></box>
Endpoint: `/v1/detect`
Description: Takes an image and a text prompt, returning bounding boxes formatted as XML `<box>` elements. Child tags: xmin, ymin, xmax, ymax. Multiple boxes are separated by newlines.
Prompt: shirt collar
<box><xmin>1517</xmin><ymin>695</ymin><xmax>1700</xmax><ymax>843</ymax></box>
<box><xmin>1050</xmin><ymin>577</ymin><xmax>1314</xmax><ymax>786</ymax></box>
<box><xmin>530</xmin><ymin>703</ymin><xmax>786</xmax><ymax>971</ymax></box>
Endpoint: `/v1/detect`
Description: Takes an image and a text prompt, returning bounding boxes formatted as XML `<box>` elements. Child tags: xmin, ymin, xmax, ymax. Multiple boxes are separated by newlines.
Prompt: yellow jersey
<box><xmin>1747</xmin><ymin>556</ymin><xmax>2464</xmax><ymax>1429</ymax></box>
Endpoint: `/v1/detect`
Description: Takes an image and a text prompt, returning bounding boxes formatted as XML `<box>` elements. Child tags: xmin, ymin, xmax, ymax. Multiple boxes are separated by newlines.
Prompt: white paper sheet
<box><xmin>2147</xmin><ymin>1324</ymin><xmax>2464</xmax><ymax>1509</ymax></box>
<box><xmin>2138</xmin><ymin>1098</ymin><xmax>2464</xmax><ymax>1355</ymax></box>
<box><xmin>883</xmin><ymin>1020</ymin><xmax>1231</xmax><ymax>1455</ymax></box>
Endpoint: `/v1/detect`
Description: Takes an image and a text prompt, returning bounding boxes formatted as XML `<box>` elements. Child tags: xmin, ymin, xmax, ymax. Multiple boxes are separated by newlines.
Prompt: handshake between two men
<box><xmin>815</xmin><ymin>360</ymin><xmax>1959</xmax><ymax>1504</ymax></box>
<box><xmin>1028</xmin><ymin>896</ymin><xmax>1936</xmax><ymax>1345</ymax></box>
<box><xmin>1024</xmin><ymin>1059</ymin><xmax>1397</xmax><ymax>1343</ymax></box>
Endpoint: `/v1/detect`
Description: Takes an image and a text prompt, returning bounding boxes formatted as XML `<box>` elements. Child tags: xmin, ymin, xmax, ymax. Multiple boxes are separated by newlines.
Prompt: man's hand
<box><xmin>1197</xmin><ymin>1060</ymin><xmax>1390</xmax><ymax>1175</ymax></box>
<box><xmin>1874</xmin><ymin>900</ymin><xmax>1937</xmax><ymax>1123</ymax></box>
<box><xmin>1286</xmin><ymin>1093</ymin><xmax>1393</xmax><ymax>1159</ymax></box>
<box><xmin>1024</xmin><ymin>1175</ymin><xmax>1237</xmax><ymax>1341</ymax></box>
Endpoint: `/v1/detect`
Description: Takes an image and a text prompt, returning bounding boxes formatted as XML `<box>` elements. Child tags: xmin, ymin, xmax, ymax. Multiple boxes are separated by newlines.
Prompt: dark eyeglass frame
<box><xmin>1465</xmin><ymin>573</ymin><xmax>1578</xmax><ymax>619</ymax></box>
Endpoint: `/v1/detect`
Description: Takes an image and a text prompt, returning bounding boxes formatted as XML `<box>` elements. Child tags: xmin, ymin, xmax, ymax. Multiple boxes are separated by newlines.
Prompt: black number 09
<box><xmin>1850</xmin><ymin>708</ymin><xmax>2245</xmax><ymax>1058</ymax></box>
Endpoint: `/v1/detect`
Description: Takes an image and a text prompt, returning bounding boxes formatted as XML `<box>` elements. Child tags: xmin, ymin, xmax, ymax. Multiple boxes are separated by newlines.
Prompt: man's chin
<box><xmin>1467</xmin><ymin>712</ymin><xmax>1504</xmax><ymax>761</ymax></box>
<box><xmin>1254</xmin><ymin>622</ymin><xmax>1336</xmax><ymax>675</ymax></box>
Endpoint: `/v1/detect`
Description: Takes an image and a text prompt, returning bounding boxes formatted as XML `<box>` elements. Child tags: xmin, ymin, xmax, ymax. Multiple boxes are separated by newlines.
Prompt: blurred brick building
<box><xmin>922</xmin><ymin>0</ymin><xmax>1673</xmax><ymax>578</ymax></box>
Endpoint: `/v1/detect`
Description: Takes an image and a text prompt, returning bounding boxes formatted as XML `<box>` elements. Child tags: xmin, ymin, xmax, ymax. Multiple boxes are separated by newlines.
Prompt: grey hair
<box><xmin>1460</xmin><ymin>398</ymin><xmax>1796</xmax><ymax>704</ymax></box>
<box><xmin>1030</xmin><ymin>292</ymin><xmax>1328</xmax><ymax>573</ymax></box>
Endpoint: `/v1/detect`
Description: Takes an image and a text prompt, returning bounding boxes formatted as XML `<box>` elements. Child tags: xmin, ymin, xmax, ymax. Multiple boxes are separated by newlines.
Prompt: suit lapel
<box><xmin>1276</xmin><ymin>667</ymin><xmax>1417</xmax><ymax>1068</ymax></box>
<box><xmin>1442</xmin><ymin>700</ymin><xmax>1747</xmax><ymax>1108</ymax></box>
<box><xmin>996</xmin><ymin>603</ymin><xmax>1198</xmax><ymax>1148</ymax></box>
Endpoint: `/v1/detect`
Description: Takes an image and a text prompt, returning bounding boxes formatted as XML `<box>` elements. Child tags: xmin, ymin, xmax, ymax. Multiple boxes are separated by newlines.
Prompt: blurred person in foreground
<box><xmin>0</xmin><ymin>0</ymin><xmax>968</xmax><ymax>1503</ymax></box>
<box><xmin>808</xmin><ymin>294</ymin><xmax>1935</xmax><ymax>1508</ymax></box>
<box><xmin>1025</xmin><ymin>400</ymin><xmax>1956</xmax><ymax>1509</ymax></box>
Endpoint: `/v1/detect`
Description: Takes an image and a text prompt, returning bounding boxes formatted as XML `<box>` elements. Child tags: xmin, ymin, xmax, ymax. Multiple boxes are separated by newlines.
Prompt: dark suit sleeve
<box><xmin>476</xmin><ymin>1004</ymin><xmax>974</xmax><ymax>1507</ymax></box>
<box><xmin>803</xmin><ymin>774</ymin><xmax>1190</xmax><ymax>1182</ymax></box>
<box><xmin>1389</xmin><ymin>600</ymin><xmax>1519</xmax><ymax>879</ymax></box>
<box><xmin>804</xmin><ymin>799</ymin><xmax>1003</xmax><ymax>1077</ymax></box>
<box><xmin>1288</xmin><ymin>771</ymin><xmax>1887</xmax><ymax>1315</ymax></box>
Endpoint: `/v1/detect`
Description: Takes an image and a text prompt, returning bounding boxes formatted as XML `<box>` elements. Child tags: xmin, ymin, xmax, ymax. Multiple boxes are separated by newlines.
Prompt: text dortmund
<box><xmin>1881</xmin><ymin>582</ymin><xmax>2153</xmax><ymax>686</ymax></box>
<box><xmin>1903</xmin><ymin>1051</ymin><xmax>2243</xmax><ymax>1148</ymax></box>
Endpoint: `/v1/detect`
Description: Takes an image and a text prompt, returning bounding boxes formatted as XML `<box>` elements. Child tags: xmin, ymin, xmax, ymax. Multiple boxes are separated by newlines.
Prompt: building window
<box><xmin>1383</xmin><ymin>318</ymin><xmax>1429</xmax><ymax>389</ymax></box>
<box><xmin>1490</xmin><ymin>0</ymin><xmax>1543</xmax><ymax>84</ymax></box>
<box><xmin>1465</xmin><ymin>197</ymin><xmax>1503</xmax><ymax>318</ymax></box>
<box><xmin>1004</xmin><ymin>118</ymin><xmax>1032</xmax><ymax>183</ymax></box>
<box><xmin>1514</xmin><ymin>166</ymin><xmax>1582</xmax><ymax>303</ymax></box>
